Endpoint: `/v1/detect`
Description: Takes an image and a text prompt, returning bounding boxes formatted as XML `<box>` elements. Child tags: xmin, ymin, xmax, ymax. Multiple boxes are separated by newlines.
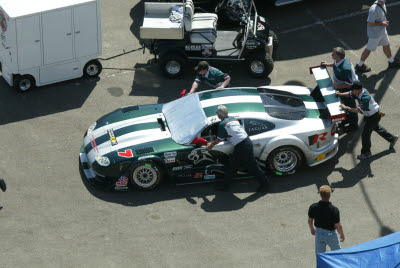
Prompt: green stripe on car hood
<box><xmin>199</xmin><ymin>88</ymin><xmax>259</xmax><ymax>101</ymax></box>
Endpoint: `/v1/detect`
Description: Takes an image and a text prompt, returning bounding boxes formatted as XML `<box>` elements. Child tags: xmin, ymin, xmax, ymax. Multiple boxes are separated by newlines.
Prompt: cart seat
<box><xmin>186</xmin><ymin>0</ymin><xmax>218</xmax><ymax>23</ymax></box>
<box><xmin>184</xmin><ymin>0</ymin><xmax>217</xmax><ymax>43</ymax></box>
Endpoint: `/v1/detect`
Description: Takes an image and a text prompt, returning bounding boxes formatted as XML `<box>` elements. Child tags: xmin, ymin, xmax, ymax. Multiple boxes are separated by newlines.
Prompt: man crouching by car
<box><xmin>188</xmin><ymin>61</ymin><xmax>231</xmax><ymax>94</ymax></box>
<box><xmin>206</xmin><ymin>105</ymin><xmax>270</xmax><ymax>192</ymax></box>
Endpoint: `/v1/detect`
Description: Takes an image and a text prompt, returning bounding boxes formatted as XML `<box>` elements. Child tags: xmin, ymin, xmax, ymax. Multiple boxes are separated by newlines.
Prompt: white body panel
<box><xmin>0</xmin><ymin>0</ymin><xmax>102</xmax><ymax>88</ymax></box>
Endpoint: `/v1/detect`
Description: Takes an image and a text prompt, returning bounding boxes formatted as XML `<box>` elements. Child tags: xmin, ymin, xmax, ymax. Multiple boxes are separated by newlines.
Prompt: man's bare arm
<box><xmin>335</xmin><ymin>222</ymin><xmax>345</xmax><ymax>242</ymax></box>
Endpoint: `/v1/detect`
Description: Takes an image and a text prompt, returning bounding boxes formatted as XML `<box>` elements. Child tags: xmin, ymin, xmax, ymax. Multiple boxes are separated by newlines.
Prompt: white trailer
<box><xmin>0</xmin><ymin>0</ymin><xmax>102</xmax><ymax>92</ymax></box>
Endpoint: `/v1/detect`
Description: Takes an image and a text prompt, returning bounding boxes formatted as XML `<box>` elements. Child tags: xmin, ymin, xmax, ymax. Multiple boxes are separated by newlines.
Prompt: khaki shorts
<box><xmin>366</xmin><ymin>33</ymin><xmax>390</xmax><ymax>51</ymax></box>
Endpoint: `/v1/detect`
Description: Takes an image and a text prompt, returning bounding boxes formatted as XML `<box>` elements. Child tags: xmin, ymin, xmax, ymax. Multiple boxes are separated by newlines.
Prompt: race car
<box><xmin>80</xmin><ymin>66</ymin><xmax>345</xmax><ymax>191</ymax></box>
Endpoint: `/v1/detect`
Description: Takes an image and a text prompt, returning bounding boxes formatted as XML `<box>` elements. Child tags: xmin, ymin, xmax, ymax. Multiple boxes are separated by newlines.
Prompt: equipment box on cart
<box><xmin>0</xmin><ymin>0</ymin><xmax>102</xmax><ymax>92</ymax></box>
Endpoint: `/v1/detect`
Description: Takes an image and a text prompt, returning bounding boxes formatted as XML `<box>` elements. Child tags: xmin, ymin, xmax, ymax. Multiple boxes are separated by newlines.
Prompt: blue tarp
<box><xmin>317</xmin><ymin>232</ymin><xmax>400</xmax><ymax>268</ymax></box>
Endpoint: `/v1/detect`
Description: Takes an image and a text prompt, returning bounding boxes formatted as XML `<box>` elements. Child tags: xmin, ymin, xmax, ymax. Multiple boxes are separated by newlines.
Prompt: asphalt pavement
<box><xmin>0</xmin><ymin>0</ymin><xmax>399</xmax><ymax>267</ymax></box>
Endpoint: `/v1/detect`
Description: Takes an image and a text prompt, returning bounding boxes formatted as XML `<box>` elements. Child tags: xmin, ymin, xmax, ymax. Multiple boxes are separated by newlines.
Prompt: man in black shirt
<box><xmin>308</xmin><ymin>185</ymin><xmax>345</xmax><ymax>254</ymax></box>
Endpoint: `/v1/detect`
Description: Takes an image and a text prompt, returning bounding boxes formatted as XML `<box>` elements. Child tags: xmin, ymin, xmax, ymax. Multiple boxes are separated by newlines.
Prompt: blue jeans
<box><xmin>315</xmin><ymin>228</ymin><xmax>341</xmax><ymax>254</ymax></box>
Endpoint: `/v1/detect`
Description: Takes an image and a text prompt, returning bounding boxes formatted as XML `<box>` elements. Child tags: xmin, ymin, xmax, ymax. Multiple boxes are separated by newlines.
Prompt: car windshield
<box><xmin>162</xmin><ymin>93</ymin><xmax>209</xmax><ymax>145</ymax></box>
<box><xmin>258</xmin><ymin>88</ymin><xmax>307</xmax><ymax>120</ymax></box>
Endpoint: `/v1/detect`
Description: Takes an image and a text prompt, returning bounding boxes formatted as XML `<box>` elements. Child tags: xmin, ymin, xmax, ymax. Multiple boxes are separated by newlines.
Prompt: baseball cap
<box><xmin>194</xmin><ymin>61</ymin><xmax>209</xmax><ymax>72</ymax></box>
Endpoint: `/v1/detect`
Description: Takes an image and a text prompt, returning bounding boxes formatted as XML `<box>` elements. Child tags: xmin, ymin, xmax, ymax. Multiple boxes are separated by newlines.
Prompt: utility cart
<box><xmin>140</xmin><ymin>0</ymin><xmax>277</xmax><ymax>78</ymax></box>
<box><xmin>0</xmin><ymin>0</ymin><xmax>102</xmax><ymax>92</ymax></box>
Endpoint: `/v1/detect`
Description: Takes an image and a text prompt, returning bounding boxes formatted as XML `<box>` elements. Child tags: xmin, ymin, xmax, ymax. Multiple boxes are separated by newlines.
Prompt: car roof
<box><xmin>198</xmin><ymin>88</ymin><xmax>265</xmax><ymax>118</ymax></box>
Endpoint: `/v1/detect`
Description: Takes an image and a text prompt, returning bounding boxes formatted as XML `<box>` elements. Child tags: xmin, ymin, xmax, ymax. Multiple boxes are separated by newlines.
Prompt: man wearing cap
<box><xmin>308</xmin><ymin>185</ymin><xmax>345</xmax><ymax>254</ymax></box>
<box><xmin>321</xmin><ymin>47</ymin><xmax>359</xmax><ymax>132</ymax></box>
<box><xmin>355</xmin><ymin>0</ymin><xmax>400</xmax><ymax>73</ymax></box>
<box><xmin>206</xmin><ymin>105</ymin><xmax>270</xmax><ymax>191</ymax></box>
<box><xmin>189</xmin><ymin>61</ymin><xmax>231</xmax><ymax>94</ymax></box>
<box><xmin>336</xmin><ymin>81</ymin><xmax>398</xmax><ymax>159</ymax></box>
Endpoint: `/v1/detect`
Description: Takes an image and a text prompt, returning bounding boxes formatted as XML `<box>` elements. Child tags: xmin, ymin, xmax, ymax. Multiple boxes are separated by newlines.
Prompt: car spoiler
<box><xmin>309</xmin><ymin>65</ymin><xmax>347</xmax><ymax>123</ymax></box>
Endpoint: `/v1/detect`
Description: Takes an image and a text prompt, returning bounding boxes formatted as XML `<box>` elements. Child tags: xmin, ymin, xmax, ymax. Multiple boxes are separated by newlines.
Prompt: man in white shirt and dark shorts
<box><xmin>355</xmin><ymin>0</ymin><xmax>400</xmax><ymax>73</ymax></box>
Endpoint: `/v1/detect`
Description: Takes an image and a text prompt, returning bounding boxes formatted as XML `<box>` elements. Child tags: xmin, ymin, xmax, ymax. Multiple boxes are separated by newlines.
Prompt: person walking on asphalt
<box><xmin>336</xmin><ymin>81</ymin><xmax>398</xmax><ymax>159</ymax></box>
<box><xmin>322</xmin><ymin>47</ymin><xmax>359</xmax><ymax>132</ymax></box>
<box><xmin>355</xmin><ymin>0</ymin><xmax>400</xmax><ymax>73</ymax></box>
<box><xmin>188</xmin><ymin>61</ymin><xmax>231</xmax><ymax>94</ymax></box>
<box><xmin>206</xmin><ymin>105</ymin><xmax>270</xmax><ymax>192</ymax></box>
<box><xmin>308</xmin><ymin>185</ymin><xmax>345</xmax><ymax>255</ymax></box>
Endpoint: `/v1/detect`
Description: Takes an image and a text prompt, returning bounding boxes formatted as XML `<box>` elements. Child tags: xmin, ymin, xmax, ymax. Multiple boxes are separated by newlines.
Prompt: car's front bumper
<box><xmin>306</xmin><ymin>134</ymin><xmax>339</xmax><ymax>167</ymax></box>
<box><xmin>79</xmin><ymin>149</ymin><xmax>115</xmax><ymax>189</ymax></box>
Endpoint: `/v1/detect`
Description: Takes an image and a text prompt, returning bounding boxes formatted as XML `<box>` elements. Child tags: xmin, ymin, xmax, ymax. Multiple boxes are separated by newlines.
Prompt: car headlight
<box><xmin>87</xmin><ymin>122</ymin><xmax>97</xmax><ymax>136</ymax></box>
<box><xmin>95</xmin><ymin>156</ymin><xmax>110</xmax><ymax>167</ymax></box>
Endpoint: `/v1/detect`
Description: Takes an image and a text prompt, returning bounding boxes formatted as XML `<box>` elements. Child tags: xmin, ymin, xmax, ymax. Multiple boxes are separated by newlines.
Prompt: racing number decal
<box><xmin>309</xmin><ymin>132</ymin><xmax>328</xmax><ymax>145</ymax></box>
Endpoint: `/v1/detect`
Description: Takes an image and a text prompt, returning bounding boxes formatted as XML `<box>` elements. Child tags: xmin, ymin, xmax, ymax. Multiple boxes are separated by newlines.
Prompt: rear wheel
<box><xmin>83</xmin><ymin>59</ymin><xmax>102</xmax><ymax>77</ymax></box>
<box><xmin>267</xmin><ymin>146</ymin><xmax>303</xmax><ymax>176</ymax></box>
<box><xmin>130</xmin><ymin>161</ymin><xmax>163</xmax><ymax>190</ymax></box>
<box><xmin>14</xmin><ymin>75</ymin><xmax>35</xmax><ymax>93</ymax></box>
<box><xmin>160</xmin><ymin>53</ymin><xmax>186</xmax><ymax>78</ymax></box>
<box><xmin>246</xmin><ymin>52</ymin><xmax>274</xmax><ymax>78</ymax></box>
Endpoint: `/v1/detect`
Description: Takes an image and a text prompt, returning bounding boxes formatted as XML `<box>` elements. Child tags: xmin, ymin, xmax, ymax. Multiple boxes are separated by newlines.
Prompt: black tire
<box><xmin>267</xmin><ymin>146</ymin><xmax>303</xmax><ymax>176</ymax></box>
<box><xmin>83</xmin><ymin>59</ymin><xmax>102</xmax><ymax>77</ymax></box>
<box><xmin>159</xmin><ymin>53</ymin><xmax>186</xmax><ymax>78</ymax></box>
<box><xmin>130</xmin><ymin>161</ymin><xmax>163</xmax><ymax>190</ymax></box>
<box><xmin>13</xmin><ymin>75</ymin><xmax>35</xmax><ymax>93</ymax></box>
<box><xmin>269</xmin><ymin>30</ymin><xmax>279</xmax><ymax>61</ymax></box>
<box><xmin>246</xmin><ymin>52</ymin><xmax>274</xmax><ymax>78</ymax></box>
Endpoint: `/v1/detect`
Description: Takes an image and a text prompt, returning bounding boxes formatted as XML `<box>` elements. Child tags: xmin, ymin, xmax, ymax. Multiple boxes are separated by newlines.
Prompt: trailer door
<box><xmin>16</xmin><ymin>15</ymin><xmax>42</xmax><ymax>70</ymax></box>
<box><xmin>42</xmin><ymin>9</ymin><xmax>74</xmax><ymax>65</ymax></box>
<box><xmin>74</xmin><ymin>3</ymin><xmax>99</xmax><ymax>58</ymax></box>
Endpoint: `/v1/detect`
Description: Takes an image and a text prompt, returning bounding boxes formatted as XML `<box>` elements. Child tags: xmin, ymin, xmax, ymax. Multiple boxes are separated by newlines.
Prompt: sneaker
<box><xmin>389</xmin><ymin>135</ymin><xmax>399</xmax><ymax>150</ymax></box>
<box><xmin>388</xmin><ymin>59</ymin><xmax>400</xmax><ymax>68</ymax></box>
<box><xmin>355</xmin><ymin>63</ymin><xmax>371</xmax><ymax>73</ymax></box>
<box><xmin>357</xmin><ymin>152</ymin><xmax>372</xmax><ymax>160</ymax></box>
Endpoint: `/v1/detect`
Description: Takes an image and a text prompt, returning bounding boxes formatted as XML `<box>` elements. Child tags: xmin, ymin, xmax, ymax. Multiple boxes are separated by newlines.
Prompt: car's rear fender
<box><xmin>259</xmin><ymin>135</ymin><xmax>308</xmax><ymax>163</ymax></box>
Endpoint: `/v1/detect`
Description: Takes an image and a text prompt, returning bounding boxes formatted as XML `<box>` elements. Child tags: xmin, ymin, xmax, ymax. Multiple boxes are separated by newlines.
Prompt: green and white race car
<box><xmin>80</xmin><ymin>67</ymin><xmax>345</xmax><ymax>191</ymax></box>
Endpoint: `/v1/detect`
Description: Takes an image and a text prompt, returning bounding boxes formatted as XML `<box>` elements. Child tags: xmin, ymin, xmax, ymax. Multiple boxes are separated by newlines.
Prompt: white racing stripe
<box><xmin>84</xmin><ymin>113</ymin><xmax>164</xmax><ymax>148</ymax></box>
<box><xmin>87</xmin><ymin>129</ymin><xmax>171</xmax><ymax>162</ymax></box>
<box><xmin>304</xmin><ymin>101</ymin><xmax>326</xmax><ymax>110</ymax></box>
<box><xmin>312</xmin><ymin>67</ymin><xmax>330</xmax><ymax>80</ymax></box>
<box><xmin>200</xmin><ymin>95</ymin><xmax>262</xmax><ymax>108</ymax></box>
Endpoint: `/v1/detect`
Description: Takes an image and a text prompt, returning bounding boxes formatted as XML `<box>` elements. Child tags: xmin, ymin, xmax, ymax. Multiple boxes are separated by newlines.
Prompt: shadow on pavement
<box><xmin>0</xmin><ymin>77</ymin><xmax>99</xmax><ymax>125</ymax></box>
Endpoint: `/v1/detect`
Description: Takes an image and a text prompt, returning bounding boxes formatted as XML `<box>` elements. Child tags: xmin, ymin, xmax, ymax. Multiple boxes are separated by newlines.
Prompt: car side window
<box><xmin>243</xmin><ymin>119</ymin><xmax>275</xmax><ymax>136</ymax></box>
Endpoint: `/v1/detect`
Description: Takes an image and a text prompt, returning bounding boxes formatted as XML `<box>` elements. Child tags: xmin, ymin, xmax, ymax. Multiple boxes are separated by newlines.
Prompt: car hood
<box><xmin>83</xmin><ymin>104</ymin><xmax>173</xmax><ymax>164</ymax></box>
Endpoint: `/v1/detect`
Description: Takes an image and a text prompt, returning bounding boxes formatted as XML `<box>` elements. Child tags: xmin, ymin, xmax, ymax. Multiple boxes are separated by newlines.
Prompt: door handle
<box><xmin>66</xmin><ymin>33</ymin><xmax>72</xmax><ymax>36</ymax></box>
<box><xmin>75</xmin><ymin>31</ymin><xmax>81</xmax><ymax>34</ymax></box>
<box><xmin>34</xmin><ymin>40</ymin><xmax>40</xmax><ymax>42</ymax></box>
<box><xmin>73</xmin><ymin>68</ymin><xmax>79</xmax><ymax>70</ymax></box>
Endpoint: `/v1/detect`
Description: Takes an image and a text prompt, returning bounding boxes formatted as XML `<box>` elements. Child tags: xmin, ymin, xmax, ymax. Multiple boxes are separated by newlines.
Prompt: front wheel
<box><xmin>83</xmin><ymin>59</ymin><xmax>102</xmax><ymax>77</ymax></box>
<box><xmin>246</xmin><ymin>52</ymin><xmax>274</xmax><ymax>78</ymax></box>
<box><xmin>13</xmin><ymin>75</ymin><xmax>35</xmax><ymax>93</ymax></box>
<box><xmin>267</xmin><ymin>146</ymin><xmax>303</xmax><ymax>176</ymax></box>
<box><xmin>159</xmin><ymin>53</ymin><xmax>186</xmax><ymax>78</ymax></box>
<box><xmin>130</xmin><ymin>161</ymin><xmax>163</xmax><ymax>190</ymax></box>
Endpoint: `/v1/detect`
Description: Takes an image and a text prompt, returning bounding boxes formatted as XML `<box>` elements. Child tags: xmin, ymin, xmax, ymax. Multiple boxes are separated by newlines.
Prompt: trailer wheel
<box><xmin>14</xmin><ymin>75</ymin><xmax>35</xmax><ymax>93</ymax></box>
<box><xmin>246</xmin><ymin>52</ymin><xmax>274</xmax><ymax>78</ymax></box>
<box><xmin>160</xmin><ymin>53</ymin><xmax>185</xmax><ymax>78</ymax></box>
<box><xmin>83</xmin><ymin>59</ymin><xmax>102</xmax><ymax>77</ymax></box>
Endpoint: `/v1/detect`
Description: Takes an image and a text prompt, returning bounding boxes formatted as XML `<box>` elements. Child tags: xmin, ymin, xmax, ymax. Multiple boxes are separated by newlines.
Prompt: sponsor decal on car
<box><xmin>95</xmin><ymin>156</ymin><xmax>110</xmax><ymax>167</ymax></box>
<box><xmin>315</xmin><ymin>154</ymin><xmax>325</xmax><ymax>162</ymax></box>
<box><xmin>90</xmin><ymin>135</ymin><xmax>99</xmax><ymax>153</ymax></box>
<box><xmin>172</xmin><ymin>166</ymin><xmax>183</xmax><ymax>171</ymax></box>
<box><xmin>164</xmin><ymin>151</ymin><xmax>177</xmax><ymax>158</ymax></box>
<box><xmin>204</xmin><ymin>174</ymin><xmax>216</xmax><ymax>180</ymax></box>
<box><xmin>138</xmin><ymin>155</ymin><xmax>155</xmax><ymax>161</ymax></box>
<box><xmin>118</xmin><ymin>149</ymin><xmax>133</xmax><ymax>158</ymax></box>
<box><xmin>165</xmin><ymin>158</ymin><xmax>176</xmax><ymax>163</ymax></box>
<box><xmin>108</xmin><ymin>129</ymin><xmax>118</xmax><ymax>146</ymax></box>
<box><xmin>193</xmin><ymin>173</ymin><xmax>203</xmax><ymax>178</ymax></box>
<box><xmin>188</xmin><ymin>149</ymin><xmax>215</xmax><ymax>164</ymax></box>
<box><xmin>115</xmin><ymin>176</ymin><xmax>129</xmax><ymax>191</ymax></box>
<box><xmin>308</xmin><ymin>132</ymin><xmax>328</xmax><ymax>145</ymax></box>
